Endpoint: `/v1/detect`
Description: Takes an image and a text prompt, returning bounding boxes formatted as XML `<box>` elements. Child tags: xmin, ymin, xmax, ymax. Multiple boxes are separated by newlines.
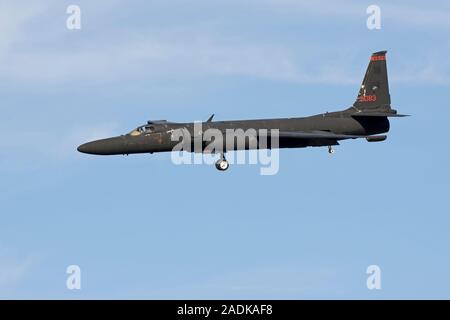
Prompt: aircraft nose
<box><xmin>77</xmin><ymin>142</ymin><xmax>97</xmax><ymax>154</ymax></box>
<box><xmin>77</xmin><ymin>136</ymin><xmax>127</xmax><ymax>155</ymax></box>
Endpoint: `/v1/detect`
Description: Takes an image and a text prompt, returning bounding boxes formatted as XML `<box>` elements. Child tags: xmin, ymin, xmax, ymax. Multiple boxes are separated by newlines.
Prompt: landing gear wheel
<box><xmin>215</xmin><ymin>157</ymin><xmax>229</xmax><ymax>171</ymax></box>
<box><xmin>328</xmin><ymin>146</ymin><xmax>335</xmax><ymax>154</ymax></box>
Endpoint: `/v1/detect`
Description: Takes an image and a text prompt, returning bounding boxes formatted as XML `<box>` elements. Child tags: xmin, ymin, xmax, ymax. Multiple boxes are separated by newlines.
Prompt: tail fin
<box><xmin>353</xmin><ymin>51</ymin><xmax>391</xmax><ymax>111</ymax></box>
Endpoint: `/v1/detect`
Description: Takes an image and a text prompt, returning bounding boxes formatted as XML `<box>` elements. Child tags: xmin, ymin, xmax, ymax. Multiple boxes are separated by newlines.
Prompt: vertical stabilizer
<box><xmin>353</xmin><ymin>51</ymin><xmax>390</xmax><ymax>111</ymax></box>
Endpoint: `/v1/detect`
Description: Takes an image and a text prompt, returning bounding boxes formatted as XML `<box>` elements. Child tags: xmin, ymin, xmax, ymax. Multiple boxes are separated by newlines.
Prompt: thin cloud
<box><xmin>0</xmin><ymin>2</ymin><xmax>47</xmax><ymax>55</ymax></box>
<box><xmin>254</xmin><ymin>0</ymin><xmax>450</xmax><ymax>29</ymax></box>
<box><xmin>0</xmin><ymin>1</ymin><xmax>449</xmax><ymax>86</ymax></box>
<box><xmin>1</xmin><ymin>37</ymin><xmax>302</xmax><ymax>84</ymax></box>
<box><xmin>0</xmin><ymin>122</ymin><xmax>120</xmax><ymax>167</ymax></box>
<box><xmin>0</xmin><ymin>246</ymin><xmax>34</xmax><ymax>290</ymax></box>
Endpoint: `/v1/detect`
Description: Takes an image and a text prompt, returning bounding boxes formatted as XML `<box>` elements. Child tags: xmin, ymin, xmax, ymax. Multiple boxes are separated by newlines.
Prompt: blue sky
<box><xmin>0</xmin><ymin>0</ymin><xmax>449</xmax><ymax>299</ymax></box>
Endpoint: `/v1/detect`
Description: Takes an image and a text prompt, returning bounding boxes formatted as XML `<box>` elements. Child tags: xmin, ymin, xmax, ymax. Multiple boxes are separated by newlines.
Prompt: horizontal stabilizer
<box><xmin>366</xmin><ymin>135</ymin><xmax>387</xmax><ymax>142</ymax></box>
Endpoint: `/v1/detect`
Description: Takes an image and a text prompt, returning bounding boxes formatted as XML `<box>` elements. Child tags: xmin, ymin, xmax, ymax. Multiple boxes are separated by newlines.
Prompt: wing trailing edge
<box><xmin>255</xmin><ymin>130</ymin><xmax>366</xmax><ymax>140</ymax></box>
<box><xmin>351</xmin><ymin>112</ymin><xmax>409</xmax><ymax>117</ymax></box>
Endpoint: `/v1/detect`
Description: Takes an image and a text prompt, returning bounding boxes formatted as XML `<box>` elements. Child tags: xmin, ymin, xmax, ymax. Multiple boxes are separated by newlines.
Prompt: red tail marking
<box><xmin>371</xmin><ymin>55</ymin><xmax>386</xmax><ymax>61</ymax></box>
<box><xmin>358</xmin><ymin>95</ymin><xmax>377</xmax><ymax>102</ymax></box>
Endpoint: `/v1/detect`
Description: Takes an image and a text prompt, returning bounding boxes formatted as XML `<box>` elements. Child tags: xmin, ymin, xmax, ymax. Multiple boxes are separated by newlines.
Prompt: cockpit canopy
<box><xmin>128</xmin><ymin>124</ymin><xmax>156</xmax><ymax>136</ymax></box>
<box><xmin>127</xmin><ymin>120</ymin><xmax>170</xmax><ymax>136</ymax></box>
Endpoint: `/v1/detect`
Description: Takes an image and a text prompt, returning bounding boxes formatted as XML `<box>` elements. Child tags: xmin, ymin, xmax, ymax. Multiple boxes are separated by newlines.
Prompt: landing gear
<box><xmin>328</xmin><ymin>146</ymin><xmax>335</xmax><ymax>154</ymax></box>
<box><xmin>215</xmin><ymin>154</ymin><xmax>229</xmax><ymax>171</ymax></box>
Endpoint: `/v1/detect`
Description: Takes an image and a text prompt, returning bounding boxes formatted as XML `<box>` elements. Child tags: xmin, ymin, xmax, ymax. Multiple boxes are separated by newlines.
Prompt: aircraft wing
<box><xmin>219</xmin><ymin>129</ymin><xmax>367</xmax><ymax>141</ymax></box>
<box><xmin>351</xmin><ymin>112</ymin><xmax>409</xmax><ymax>117</ymax></box>
<box><xmin>279</xmin><ymin>131</ymin><xmax>364</xmax><ymax>139</ymax></box>
<box><xmin>263</xmin><ymin>130</ymin><xmax>366</xmax><ymax>140</ymax></box>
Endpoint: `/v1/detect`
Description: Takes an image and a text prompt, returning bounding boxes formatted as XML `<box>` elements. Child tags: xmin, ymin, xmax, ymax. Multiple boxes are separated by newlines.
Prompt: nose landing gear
<box><xmin>215</xmin><ymin>154</ymin><xmax>229</xmax><ymax>171</ymax></box>
<box><xmin>328</xmin><ymin>146</ymin><xmax>335</xmax><ymax>154</ymax></box>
